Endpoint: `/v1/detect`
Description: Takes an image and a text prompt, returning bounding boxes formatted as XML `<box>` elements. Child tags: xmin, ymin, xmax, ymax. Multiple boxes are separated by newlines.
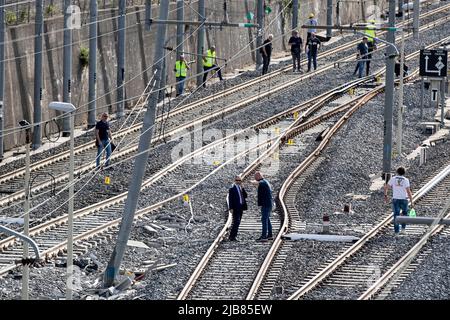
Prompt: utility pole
<box><xmin>0</xmin><ymin>0</ymin><xmax>5</xmax><ymax>161</ymax></box>
<box><xmin>413</xmin><ymin>0</ymin><xmax>419</xmax><ymax>39</ymax></box>
<box><xmin>292</xmin><ymin>0</ymin><xmax>298</xmax><ymax>30</ymax></box>
<box><xmin>196</xmin><ymin>0</ymin><xmax>205</xmax><ymax>87</ymax></box>
<box><xmin>145</xmin><ymin>0</ymin><xmax>152</xmax><ymax>31</ymax></box>
<box><xmin>382</xmin><ymin>0</ymin><xmax>396</xmax><ymax>181</ymax></box>
<box><xmin>440</xmin><ymin>78</ymin><xmax>446</xmax><ymax>128</ymax></box>
<box><xmin>256</xmin><ymin>0</ymin><xmax>264</xmax><ymax>70</ymax></box>
<box><xmin>87</xmin><ymin>0</ymin><xmax>98</xmax><ymax>128</ymax></box>
<box><xmin>62</xmin><ymin>0</ymin><xmax>73</xmax><ymax>137</ymax></box>
<box><xmin>326</xmin><ymin>0</ymin><xmax>333</xmax><ymax>38</ymax></box>
<box><xmin>398</xmin><ymin>0</ymin><xmax>404</xmax><ymax>17</ymax></box>
<box><xmin>396</xmin><ymin>5</ymin><xmax>405</xmax><ymax>156</ymax></box>
<box><xmin>21</xmin><ymin>126</ymin><xmax>31</xmax><ymax>300</ymax></box>
<box><xmin>32</xmin><ymin>0</ymin><xmax>43</xmax><ymax>149</ymax></box>
<box><xmin>176</xmin><ymin>0</ymin><xmax>184</xmax><ymax>60</ymax></box>
<box><xmin>117</xmin><ymin>0</ymin><xmax>126</xmax><ymax>118</ymax></box>
<box><xmin>103</xmin><ymin>0</ymin><xmax>170</xmax><ymax>287</ymax></box>
<box><xmin>244</xmin><ymin>0</ymin><xmax>256</xmax><ymax>62</ymax></box>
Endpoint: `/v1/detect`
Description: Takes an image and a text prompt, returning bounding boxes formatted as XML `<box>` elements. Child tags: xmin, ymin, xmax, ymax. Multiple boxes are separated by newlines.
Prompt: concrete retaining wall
<box><xmin>1</xmin><ymin>0</ymin><xmax>386</xmax><ymax>150</ymax></box>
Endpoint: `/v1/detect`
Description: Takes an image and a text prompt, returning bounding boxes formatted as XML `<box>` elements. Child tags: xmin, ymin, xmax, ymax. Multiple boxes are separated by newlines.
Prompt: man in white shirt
<box><xmin>384</xmin><ymin>167</ymin><xmax>414</xmax><ymax>235</ymax></box>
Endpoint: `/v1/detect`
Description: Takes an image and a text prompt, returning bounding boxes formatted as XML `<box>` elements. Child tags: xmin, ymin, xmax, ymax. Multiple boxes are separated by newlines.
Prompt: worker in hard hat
<box><xmin>364</xmin><ymin>20</ymin><xmax>377</xmax><ymax>76</ymax></box>
<box><xmin>174</xmin><ymin>54</ymin><xmax>190</xmax><ymax>96</ymax></box>
<box><xmin>306</xmin><ymin>13</ymin><xmax>318</xmax><ymax>42</ymax></box>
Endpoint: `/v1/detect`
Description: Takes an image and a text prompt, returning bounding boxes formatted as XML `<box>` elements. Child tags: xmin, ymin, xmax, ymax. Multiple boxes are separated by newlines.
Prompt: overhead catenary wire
<box><xmin>3</xmin><ymin>0</ymin><xmax>295</xmax><ymax>221</ymax></box>
<box><xmin>1</xmin><ymin>0</ymin><xmax>307</xmax><ymax>141</ymax></box>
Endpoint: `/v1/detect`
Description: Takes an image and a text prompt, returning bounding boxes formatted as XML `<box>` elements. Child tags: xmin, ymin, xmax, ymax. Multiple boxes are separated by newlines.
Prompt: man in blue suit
<box><xmin>255</xmin><ymin>171</ymin><xmax>273</xmax><ymax>242</ymax></box>
<box><xmin>228</xmin><ymin>175</ymin><xmax>247</xmax><ymax>241</ymax></box>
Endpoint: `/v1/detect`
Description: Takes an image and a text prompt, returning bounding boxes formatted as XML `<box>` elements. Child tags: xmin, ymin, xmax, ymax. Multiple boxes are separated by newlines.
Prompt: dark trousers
<box><xmin>292</xmin><ymin>51</ymin><xmax>301</xmax><ymax>71</ymax></box>
<box><xmin>262</xmin><ymin>54</ymin><xmax>271</xmax><ymax>75</ymax></box>
<box><xmin>307</xmin><ymin>51</ymin><xmax>317</xmax><ymax>71</ymax></box>
<box><xmin>229</xmin><ymin>209</ymin><xmax>243</xmax><ymax>240</ymax></box>
<box><xmin>202</xmin><ymin>65</ymin><xmax>223</xmax><ymax>87</ymax></box>
<box><xmin>366</xmin><ymin>42</ymin><xmax>375</xmax><ymax>76</ymax></box>
<box><xmin>261</xmin><ymin>206</ymin><xmax>273</xmax><ymax>239</ymax></box>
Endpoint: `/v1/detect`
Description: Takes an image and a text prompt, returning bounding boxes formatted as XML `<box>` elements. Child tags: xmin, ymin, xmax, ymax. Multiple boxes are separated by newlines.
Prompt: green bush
<box><xmin>79</xmin><ymin>47</ymin><xmax>89</xmax><ymax>68</ymax></box>
<box><xmin>6</xmin><ymin>11</ymin><xmax>17</xmax><ymax>25</ymax></box>
<box><xmin>18</xmin><ymin>9</ymin><xmax>28</xmax><ymax>23</ymax></box>
<box><xmin>45</xmin><ymin>4</ymin><xmax>57</xmax><ymax>17</ymax></box>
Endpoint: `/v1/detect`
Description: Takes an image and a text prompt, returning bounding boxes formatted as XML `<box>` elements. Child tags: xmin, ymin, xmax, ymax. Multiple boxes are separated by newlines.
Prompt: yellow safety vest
<box><xmin>203</xmin><ymin>49</ymin><xmax>215</xmax><ymax>67</ymax></box>
<box><xmin>175</xmin><ymin>60</ymin><xmax>187</xmax><ymax>77</ymax></box>
<box><xmin>365</xmin><ymin>24</ymin><xmax>376</xmax><ymax>42</ymax></box>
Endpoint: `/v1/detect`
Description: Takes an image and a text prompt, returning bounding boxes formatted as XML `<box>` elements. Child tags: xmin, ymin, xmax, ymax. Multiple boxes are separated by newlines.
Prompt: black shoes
<box><xmin>256</xmin><ymin>237</ymin><xmax>268</xmax><ymax>242</ymax></box>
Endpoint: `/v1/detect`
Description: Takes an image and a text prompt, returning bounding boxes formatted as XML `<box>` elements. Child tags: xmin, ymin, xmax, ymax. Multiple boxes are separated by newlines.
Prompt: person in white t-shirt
<box><xmin>384</xmin><ymin>167</ymin><xmax>414</xmax><ymax>235</ymax></box>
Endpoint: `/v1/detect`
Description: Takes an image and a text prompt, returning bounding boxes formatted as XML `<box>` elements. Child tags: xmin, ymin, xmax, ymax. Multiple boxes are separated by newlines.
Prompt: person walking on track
<box><xmin>306</xmin><ymin>32</ymin><xmax>321</xmax><ymax>72</ymax></box>
<box><xmin>288</xmin><ymin>30</ymin><xmax>303</xmax><ymax>72</ymax></box>
<box><xmin>202</xmin><ymin>45</ymin><xmax>223</xmax><ymax>87</ymax></box>
<box><xmin>260</xmin><ymin>34</ymin><xmax>273</xmax><ymax>75</ymax></box>
<box><xmin>384</xmin><ymin>167</ymin><xmax>414</xmax><ymax>235</ymax></box>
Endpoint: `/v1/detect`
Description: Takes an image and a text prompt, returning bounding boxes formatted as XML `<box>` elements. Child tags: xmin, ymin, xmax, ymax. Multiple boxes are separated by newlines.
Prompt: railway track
<box><xmin>0</xmin><ymin>3</ymin><xmax>448</xmax><ymax>215</ymax></box>
<box><xmin>177</xmin><ymin>80</ymin><xmax>386</xmax><ymax>300</ymax></box>
<box><xmin>287</xmin><ymin>162</ymin><xmax>450</xmax><ymax>300</ymax></box>
<box><xmin>358</xmin><ymin>172</ymin><xmax>450</xmax><ymax>300</ymax></box>
<box><xmin>176</xmin><ymin>34</ymin><xmax>450</xmax><ymax>300</ymax></box>
<box><xmin>0</xmin><ymin>72</ymin><xmax>378</xmax><ymax>277</ymax></box>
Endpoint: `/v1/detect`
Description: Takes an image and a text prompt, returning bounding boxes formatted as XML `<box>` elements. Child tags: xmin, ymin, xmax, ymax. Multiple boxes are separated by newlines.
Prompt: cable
<box><xmin>0</xmin><ymin>16</ymin><xmax>206</xmax><ymax>139</ymax></box>
<box><xmin>3</xmin><ymin>0</ymin><xmax>293</xmax><ymax>221</ymax></box>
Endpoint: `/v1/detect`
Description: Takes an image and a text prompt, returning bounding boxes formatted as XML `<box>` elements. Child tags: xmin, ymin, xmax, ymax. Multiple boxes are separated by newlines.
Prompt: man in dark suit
<box><xmin>255</xmin><ymin>171</ymin><xmax>273</xmax><ymax>242</ymax></box>
<box><xmin>228</xmin><ymin>175</ymin><xmax>247</xmax><ymax>241</ymax></box>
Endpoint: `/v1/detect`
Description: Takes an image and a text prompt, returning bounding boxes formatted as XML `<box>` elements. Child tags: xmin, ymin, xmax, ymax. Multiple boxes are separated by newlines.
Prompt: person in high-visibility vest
<box><xmin>174</xmin><ymin>54</ymin><xmax>190</xmax><ymax>96</ymax></box>
<box><xmin>202</xmin><ymin>46</ymin><xmax>223</xmax><ymax>87</ymax></box>
<box><xmin>364</xmin><ymin>20</ymin><xmax>377</xmax><ymax>76</ymax></box>
<box><xmin>306</xmin><ymin>13</ymin><xmax>318</xmax><ymax>42</ymax></box>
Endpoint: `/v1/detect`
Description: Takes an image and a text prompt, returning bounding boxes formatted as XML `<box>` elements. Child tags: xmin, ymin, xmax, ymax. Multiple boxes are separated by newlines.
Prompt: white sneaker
<box><xmin>400</xmin><ymin>229</ymin><xmax>406</xmax><ymax>234</ymax></box>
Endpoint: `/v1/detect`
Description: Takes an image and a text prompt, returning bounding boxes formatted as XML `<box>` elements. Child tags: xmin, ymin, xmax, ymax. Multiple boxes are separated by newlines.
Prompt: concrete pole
<box><xmin>396</xmin><ymin>6</ymin><xmax>405</xmax><ymax>156</ymax></box>
<box><xmin>336</xmin><ymin>1</ymin><xmax>341</xmax><ymax>26</ymax></box>
<box><xmin>176</xmin><ymin>0</ymin><xmax>184</xmax><ymax>60</ymax></box>
<box><xmin>116</xmin><ymin>0</ymin><xmax>126</xmax><ymax>118</ymax></box>
<box><xmin>292</xmin><ymin>0</ymin><xmax>298</xmax><ymax>30</ymax></box>
<box><xmin>21</xmin><ymin>130</ymin><xmax>31</xmax><ymax>300</ymax></box>
<box><xmin>158</xmin><ymin>57</ymin><xmax>166</xmax><ymax>102</ymax></box>
<box><xmin>440</xmin><ymin>78</ymin><xmax>446</xmax><ymax>128</ymax></box>
<box><xmin>103</xmin><ymin>0</ymin><xmax>170</xmax><ymax>287</ymax></box>
<box><xmin>145</xmin><ymin>0</ymin><xmax>152</xmax><ymax>31</ymax></box>
<box><xmin>420</xmin><ymin>78</ymin><xmax>424</xmax><ymax>119</ymax></box>
<box><xmin>398</xmin><ymin>0</ymin><xmax>403</xmax><ymax>17</ymax></box>
<box><xmin>32</xmin><ymin>0</ymin><xmax>43</xmax><ymax>149</ymax></box>
<box><xmin>413</xmin><ymin>0</ymin><xmax>419</xmax><ymax>39</ymax></box>
<box><xmin>62</xmin><ymin>0</ymin><xmax>73</xmax><ymax>137</ymax></box>
<box><xmin>0</xmin><ymin>0</ymin><xmax>5</xmax><ymax>161</ymax></box>
<box><xmin>244</xmin><ymin>0</ymin><xmax>256</xmax><ymax>62</ymax></box>
<box><xmin>256</xmin><ymin>0</ymin><xmax>264</xmax><ymax>70</ymax></box>
<box><xmin>87</xmin><ymin>0</ymin><xmax>98</xmax><ymax>128</ymax></box>
<box><xmin>196</xmin><ymin>0</ymin><xmax>205</xmax><ymax>87</ymax></box>
<box><xmin>326</xmin><ymin>0</ymin><xmax>333</xmax><ymax>38</ymax></box>
<box><xmin>66</xmin><ymin>111</ymin><xmax>75</xmax><ymax>300</ymax></box>
<box><xmin>382</xmin><ymin>0</ymin><xmax>396</xmax><ymax>181</ymax></box>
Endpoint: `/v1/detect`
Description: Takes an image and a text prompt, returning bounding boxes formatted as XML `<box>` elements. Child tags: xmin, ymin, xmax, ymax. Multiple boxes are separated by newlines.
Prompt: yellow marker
<box><xmin>287</xmin><ymin>139</ymin><xmax>294</xmax><ymax>145</ymax></box>
<box><xmin>293</xmin><ymin>112</ymin><xmax>299</xmax><ymax>120</ymax></box>
<box><xmin>274</xmin><ymin>127</ymin><xmax>280</xmax><ymax>135</ymax></box>
<box><xmin>183</xmin><ymin>194</ymin><xmax>189</xmax><ymax>202</ymax></box>
<box><xmin>213</xmin><ymin>160</ymin><xmax>221</xmax><ymax>166</ymax></box>
<box><xmin>105</xmin><ymin>176</ymin><xmax>110</xmax><ymax>185</ymax></box>
<box><xmin>349</xmin><ymin>88</ymin><xmax>355</xmax><ymax>96</ymax></box>
<box><xmin>376</xmin><ymin>75</ymin><xmax>381</xmax><ymax>84</ymax></box>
